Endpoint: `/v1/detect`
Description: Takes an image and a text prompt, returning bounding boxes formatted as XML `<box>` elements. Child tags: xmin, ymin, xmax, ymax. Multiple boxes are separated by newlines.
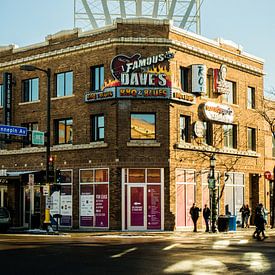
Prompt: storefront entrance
<box><xmin>127</xmin><ymin>185</ymin><xmax>146</xmax><ymax>230</ymax></box>
<box><xmin>122</xmin><ymin>168</ymin><xmax>164</xmax><ymax>231</ymax></box>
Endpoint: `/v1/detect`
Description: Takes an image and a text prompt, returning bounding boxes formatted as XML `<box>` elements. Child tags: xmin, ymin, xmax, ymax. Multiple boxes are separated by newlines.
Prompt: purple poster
<box><xmin>131</xmin><ymin>187</ymin><xmax>144</xmax><ymax>226</ymax></box>
<box><xmin>147</xmin><ymin>185</ymin><xmax>161</xmax><ymax>229</ymax></box>
<box><xmin>95</xmin><ymin>184</ymin><xmax>109</xmax><ymax>227</ymax></box>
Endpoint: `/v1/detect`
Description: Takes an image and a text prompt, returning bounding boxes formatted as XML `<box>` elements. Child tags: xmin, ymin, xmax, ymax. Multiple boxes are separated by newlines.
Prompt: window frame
<box><xmin>223</xmin><ymin>124</ymin><xmax>237</xmax><ymax>149</ymax></box>
<box><xmin>54</xmin><ymin>118</ymin><xmax>73</xmax><ymax>145</ymax></box>
<box><xmin>223</xmin><ymin>80</ymin><xmax>237</xmax><ymax>105</ymax></box>
<box><xmin>91</xmin><ymin>65</ymin><xmax>104</xmax><ymax>91</ymax></box>
<box><xmin>91</xmin><ymin>114</ymin><xmax>105</xmax><ymax>142</ymax></box>
<box><xmin>247</xmin><ymin>127</ymin><xmax>256</xmax><ymax>151</ymax></box>
<box><xmin>0</xmin><ymin>84</ymin><xmax>3</xmax><ymax>107</ymax></box>
<box><xmin>130</xmin><ymin>113</ymin><xmax>156</xmax><ymax>140</ymax></box>
<box><xmin>247</xmin><ymin>86</ymin><xmax>255</xmax><ymax>109</ymax></box>
<box><xmin>22</xmin><ymin>77</ymin><xmax>39</xmax><ymax>102</ymax></box>
<box><xmin>179</xmin><ymin>115</ymin><xmax>191</xmax><ymax>143</ymax></box>
<box><xmin>180</xmin><ymin>66</ymin><xmax>190</xmax><ymax>93</ymax></box>
<box><xmin>55</xmin><ymin>71</ymin><xmax>73</xmax><ymax>97</ymax></box>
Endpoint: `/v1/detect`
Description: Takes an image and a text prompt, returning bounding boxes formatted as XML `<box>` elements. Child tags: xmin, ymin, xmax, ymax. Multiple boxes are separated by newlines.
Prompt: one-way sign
<box><xmin>0</xmin><ymin>125</ymin><xmax>27</xmax><ymax>136</ymax></box>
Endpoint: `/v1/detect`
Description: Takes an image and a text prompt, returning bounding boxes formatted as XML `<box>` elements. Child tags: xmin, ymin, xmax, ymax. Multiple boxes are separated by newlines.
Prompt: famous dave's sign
<box><xmin>202</xmin><ymin>101</ymin><xmax>234</xmax><ymax>123</ymax></box>
<box><xmin>84</xmin><ymin>52</ymin><xmax>174</xmax><ymax>102</ymax></box>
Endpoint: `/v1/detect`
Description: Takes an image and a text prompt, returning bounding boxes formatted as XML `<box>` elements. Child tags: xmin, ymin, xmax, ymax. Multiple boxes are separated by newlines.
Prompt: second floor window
<box><xmin>54</xmin><ymin>118</ymin><xmax>73</xmax><ymax>144</ymax></box>
<box><xmin>91</xmin><ymin>65</ymin><xmax>104</xmax><ymax>91</ymax></box>
<box><xmin>0</xmin><ymin>84</ymin><xmax>3</xmax><ymax>107</ymax></box>
<box><xmin>91</xmin><ymin>115</ymin><xmax>104</xmax><ymax>142</ymax></box>
<box><xmin>180</xmin><ymin>115</ymin><xmax>191</xmax><ymax>143</ymax></box>
<box><xmin>180</xmin><ymin>67</ymin><xmax>190</xmax><ymax>92</ymax></box>
<box><xmin>247</xmin><ymin>127</ymin><xmax>256</xmax><ymax>151</ymax></box>
<box><xmin>131</xmin><ymin>113</ymin><xmax>156</xmax><ymax>140</ymax></box>
<box><xmin>56</xmin><ymin>71</ymin><xmax>73</xmax><ymax>97</ymax></box>
<box><xmin>22</xmin><ymin>78</ymin><xmax>39</xmax><ymax>102</ymax></box>
<box><xmin>223</xmin><ymin>80</ymin><xmax>236</xmax><ymax>105</ymax></box>
<box><xmin>203</xmin><ymin>122</ymin><xmax>213</xmax><ymax>145</ymax></box>
<box><xmin>247</xmin><ymin>86</ymin><xmax>255</xmax><ymax>109</ymax></box>
<box><xmin>223</xmin><ymin>124</ymin><xmax>237</xmax><ymax>149</ymax></box>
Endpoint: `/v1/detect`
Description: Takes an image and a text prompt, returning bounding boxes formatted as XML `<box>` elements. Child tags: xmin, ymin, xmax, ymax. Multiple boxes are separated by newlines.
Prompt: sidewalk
<box><xmin>6</xmin><ymin>226</ymin><xmax>275</xmax><ymax>238</ymax></box>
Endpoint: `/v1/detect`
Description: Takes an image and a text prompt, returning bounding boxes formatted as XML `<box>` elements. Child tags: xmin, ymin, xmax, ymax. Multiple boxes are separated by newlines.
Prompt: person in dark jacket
<box><xmin>190</xmin><ymin>203</ymin><xmax>201</xmax><ymax>232</ymax></box>
<box><xmin>203</xmin><ymin>204</ymin><xmax>211</xmax><ymax>232</ymax></box>
<box><xmin>240</xmin><ymin>204</ymin><xmax>246</xmax><ymax>228</ymax></box>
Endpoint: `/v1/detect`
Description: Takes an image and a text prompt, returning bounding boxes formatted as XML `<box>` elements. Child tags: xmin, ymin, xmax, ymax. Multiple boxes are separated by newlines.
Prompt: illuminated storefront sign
<box><xmin>192</xmin><ymin>64</ymin><xmax>207</xmax><ymax>94</ymax></box>
<box><xmin>202</xmin><ymin>101</ymin><xmax>234</xmax><ymax>123</ymax></box>
<box><xmin>213</xmin><ymin>64</ymin><xmax>230</xmax><ymax>94</ymax></box>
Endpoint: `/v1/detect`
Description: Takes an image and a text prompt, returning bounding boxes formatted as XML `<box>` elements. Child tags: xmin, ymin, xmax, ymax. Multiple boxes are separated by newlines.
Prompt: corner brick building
<box><xmin>0</xmin><ymin>18</ymin><xmax>268</xmax><ymax>231</ymax></box>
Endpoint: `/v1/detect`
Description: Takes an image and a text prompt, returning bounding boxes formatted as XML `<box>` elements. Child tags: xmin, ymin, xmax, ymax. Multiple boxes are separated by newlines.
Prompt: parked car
<box><xmin>0</xmin><ymin>207</ymin><xmax>11</xmax><ymax>232</ymax></box>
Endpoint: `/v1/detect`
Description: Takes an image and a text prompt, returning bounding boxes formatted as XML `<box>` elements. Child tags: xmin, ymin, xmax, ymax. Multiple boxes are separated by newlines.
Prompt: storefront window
<box><xmin>128</xmin><ymin>169</ymin><xmax>145</xmax><ymax>183</ymax></box>
<box><xmin>147</xmin><ymin>169</ymin><xmax>161</xmax><ymax>183</ymax></box>
<box><xmin>79</xmin><ymin>168</ymin><xmax>109</xmax><ymax>228</ymax></box>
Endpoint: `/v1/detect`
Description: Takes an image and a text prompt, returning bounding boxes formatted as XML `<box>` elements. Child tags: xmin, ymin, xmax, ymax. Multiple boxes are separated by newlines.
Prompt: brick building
<box><xmin>0</xmin><ymin>18</ymin><xmax>267</xmax><ymax>231</ymax></box>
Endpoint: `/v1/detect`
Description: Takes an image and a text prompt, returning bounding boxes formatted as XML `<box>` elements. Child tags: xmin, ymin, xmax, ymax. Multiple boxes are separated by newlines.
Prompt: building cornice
<box><xmin>0</xmin><ymin>37</ymin><xmax>263</xmax><ymax>76</ymax></box>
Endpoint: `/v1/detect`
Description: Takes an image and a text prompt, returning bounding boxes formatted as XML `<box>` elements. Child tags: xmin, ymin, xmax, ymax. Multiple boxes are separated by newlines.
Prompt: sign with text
<box><xmin>32</xmin><ymin>130</ymin><xmax>45</xmax><ymax>145</ymax></box>
<box><xmin>0</xmin><ymin>125</ymin><xmax>27</xmax><ymax>136</ymax></box>
<box><xmin>147</xmin><ymin>185</ymin><xmax>161</xmax><ymax>229</ymax></box>
<box><xmin>192</xmin><ymin>64</ymin><xmax>207</xmax><ymax>94</ymax></box>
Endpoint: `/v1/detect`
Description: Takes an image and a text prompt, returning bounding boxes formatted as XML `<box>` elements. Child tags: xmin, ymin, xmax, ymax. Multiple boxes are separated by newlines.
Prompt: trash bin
<box><xmin>217</xmin><ymin>215</ymin><xmax>229</xmax><ymax>232</ymax></box>
<box><xmin>228</xmin><ymin>215</ymin><xmax>236</xmax><ymax>231</ymax></box>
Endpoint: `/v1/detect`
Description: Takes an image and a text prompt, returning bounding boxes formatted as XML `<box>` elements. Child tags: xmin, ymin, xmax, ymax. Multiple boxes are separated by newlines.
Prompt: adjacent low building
<box><xmin>0</xmin><ymin>18</ymin><xmax>268</xmax><ymax>231</ymax></box>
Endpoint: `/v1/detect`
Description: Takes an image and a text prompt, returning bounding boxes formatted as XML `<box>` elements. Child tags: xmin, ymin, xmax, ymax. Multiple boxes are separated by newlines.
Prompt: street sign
<box><xmin>0</xmin><ymin>124</ymin><xmax>27</xmax><ymax>136</ymax></box>
<box><xmin>264</xmin><ymin>171</ymin><xmax>272</xmax><ymax>180</ymax></box>
<box><xmin>32</xmin><ymin>130</ymin><xmax>45</xmax><ymax>145</ymax></box>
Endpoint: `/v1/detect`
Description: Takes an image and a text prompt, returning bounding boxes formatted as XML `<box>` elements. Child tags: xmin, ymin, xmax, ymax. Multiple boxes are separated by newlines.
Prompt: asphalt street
<box><xmin>0</xmin><ymin>228</ymin><xmax>274</xmax><ymax>275</ymax></box>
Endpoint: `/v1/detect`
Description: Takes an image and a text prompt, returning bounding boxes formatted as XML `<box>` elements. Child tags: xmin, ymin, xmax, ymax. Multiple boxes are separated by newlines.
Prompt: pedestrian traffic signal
<box><xmin>55</xmin><ymin>169</ymin><xmax>62</xmax><ymax>183</ymax></box>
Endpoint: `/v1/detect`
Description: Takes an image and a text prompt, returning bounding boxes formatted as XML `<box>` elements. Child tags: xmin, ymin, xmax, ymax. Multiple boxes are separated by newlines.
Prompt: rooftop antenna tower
<box><xmin>74</xmin><ymin>0</ymin><xmax>202</xmax><ymax>34</ymax></box>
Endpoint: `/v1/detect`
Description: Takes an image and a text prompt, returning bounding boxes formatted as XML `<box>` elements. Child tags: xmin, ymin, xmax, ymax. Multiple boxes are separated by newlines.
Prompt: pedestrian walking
<box><xmin>244</xmin><ymin>204</ymin><xmax>250</xmax><ymax>228</ymax></box>
<box><xmin>239</xmin><ymin>204</ymin><xmax>246</xmax><ymax>228</ymax></box>
<box><xmin>203</xmin><ymin>204</ymin><xmax>211</xmax><ymax>232</ymax></box>
<box><xmin>190</xmin><ymin>203</ymin><xmax>201</xmax><ymax>232</ymax></box>
<box><xmin>253</xmin><ymin>203</ymin><xmax>268</xmax><ymax>240</ymax></box>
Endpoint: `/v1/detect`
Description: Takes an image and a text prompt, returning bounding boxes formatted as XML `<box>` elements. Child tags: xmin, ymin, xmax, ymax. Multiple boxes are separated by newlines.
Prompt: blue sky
<box><xmin>1</xmin><ymin>0</ymin><xmax>274</xmax><ymax>91</ymax></box>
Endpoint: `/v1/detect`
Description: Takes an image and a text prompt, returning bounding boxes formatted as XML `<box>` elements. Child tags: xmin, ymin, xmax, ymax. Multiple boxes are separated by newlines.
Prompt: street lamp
<box><xmin>209</xmin><ymin>154</ymin><xmax>217</xmax><ymax>233</ymax></box>
<box><xmin>20</xmin><ymin>64</ymin><xmax>51</xmax><ymax>229</ymax></box>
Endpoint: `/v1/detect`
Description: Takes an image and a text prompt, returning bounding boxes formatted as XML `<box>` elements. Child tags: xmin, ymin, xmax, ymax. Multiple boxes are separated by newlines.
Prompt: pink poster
<box><xmin>130</xmin><ymin>187</ymin><xmax>144</xmax><ymax>226</ymax></box>
<box><xmin>176</xmin><ymin>184</ymin><xmax>186</xmax><ymax>226</ymax></box>
<box><xmin>95</xmin><ymin>184</ymin><xmax>109</xmax><ymax>227</ymax></box>
<box><xmin>147</xmin><ymin>185</ymin><xmax>161</xmax><ymax>229</ymax></box>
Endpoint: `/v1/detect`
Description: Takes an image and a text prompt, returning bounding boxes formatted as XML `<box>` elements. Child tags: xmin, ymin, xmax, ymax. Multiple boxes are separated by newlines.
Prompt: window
<box><xmin>91</xmin><ymin>115</ymin><xmax>104</xmax><ymax>142</ymax></box>
<box><xmin>0</xmin><ymin>84</ymin><xmax>3</xmax><ymax>106</ymax></box>
<box><xmin>91</xmin><ymin>65</ymin><xmax>104</xmax><ymax>91</ymax></box>
<box><xmin>180</xmin><ymin>115</ymin><xmax>191</xmax><ymax>143</ymax></box>
<box><xmin>22</xmin><ymin>78</ymin><xmax>39</xmax><ymax>102</ymax></box>
<box><xmin>247</xmin><ymin>127</ymin><xmax>256</xmax><ymax>151</ymax></box>
<box><xmin>203</xmin><ymin>122</ymin><xmax>213</xmax><ymax>145</ymax></box>
<box><xmin>223</xmin><ymin>80</ymin><xmax>236</xmax><ymax>104</ymax></box>
<box><xmin>56</xmin><ymin>71</ymin><xmax>73</xmax><ymax>97</ymax></box>
<box><xmin>21</xmin><ymin>122</ymin><xmax>38</xmax><ymax>147</ymax></box>
<box><xmin>205</xmin><ymin>74</ymin><xmax>212</xmax><ymax>98</ymax></box>
<box><xmin>131</xmin><ymin>113</ymin><xmax>156</xmax><ymax>140</ymax></box>
<box><xmin>224</xmin><ymin>172</ymin><xmax>244</xmax><ymax>224</ymax></box>
<box><xmin>54</xmin><ymin>118</ymin><xmax>73</xmax><ymax>144</ymax></box>
<box><xmin>247</xmin><ymin>86</ymin><xmax>255</xmax><ymax>109</ymax></box>
<box><xmin>223</xmin><ymin>124</ymin><xmax>237</xmax><ymax>149</ymax></box>
<box><xmin>273</xmin><ymin>136</ymin><xmax>275</xmax><ymax>158</ymax></box>
<box><xmin>180</xmin><ymin>67</ymin><xmax>190</xmax><ymax>92</ymax></box>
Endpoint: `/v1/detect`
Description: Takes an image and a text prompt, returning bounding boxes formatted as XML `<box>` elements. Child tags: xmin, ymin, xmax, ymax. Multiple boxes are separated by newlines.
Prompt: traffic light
<box><xmin>55</xmin><ymin>169</ymin><xmax>62</xmax><ymax>183</ymax></box>
<box><xmin>48</xmin><ymin>156</ymin><xmax>55</xmax><ymax>172</ymax></box>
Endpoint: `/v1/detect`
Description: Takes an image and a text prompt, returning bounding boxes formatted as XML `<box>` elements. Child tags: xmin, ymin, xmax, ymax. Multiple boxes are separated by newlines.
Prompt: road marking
<box><xmin>111</xmin><ymin>247</ymin><xmax>137</xmax><ymax>258</ymax></box>
<box><xmin>163</xmin><ymin>243</ymin><xmax>179</xmax><ymax>250</ymax></box>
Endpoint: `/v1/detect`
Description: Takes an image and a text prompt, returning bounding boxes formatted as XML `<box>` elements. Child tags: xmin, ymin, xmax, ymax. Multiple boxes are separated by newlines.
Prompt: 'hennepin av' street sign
<box><xmin>0</xmin><ymin>125</ymin><xmax>27</xmax><ymax>136</ymax></box>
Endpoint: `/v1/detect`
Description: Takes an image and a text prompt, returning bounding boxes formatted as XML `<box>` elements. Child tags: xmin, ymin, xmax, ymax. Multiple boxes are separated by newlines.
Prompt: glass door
<box><xmin>127</xmin><ymin>185</ymin><xmax>146</xmax><ymax>230</ymax></box>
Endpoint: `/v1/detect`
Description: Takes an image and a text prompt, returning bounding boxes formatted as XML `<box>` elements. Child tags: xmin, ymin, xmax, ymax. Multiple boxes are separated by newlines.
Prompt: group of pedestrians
<box><xmin>190</xmin><ymin>202</ymin><xmax>269</xmax><ymax>240</ymax></box>
<box><xmin>253</xmin><ymin>203</ymin><xmax>268</xmax><ymax>240</ymax></box>
<box><xmin>189</xmin><ymin>203</ymin><xmax>211</xmax><ymax>232</ymax></box>
<box><xmin>239</xmin><ymin>204</ymin><xmax>250</xmax><ymax>228</ymax></box>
